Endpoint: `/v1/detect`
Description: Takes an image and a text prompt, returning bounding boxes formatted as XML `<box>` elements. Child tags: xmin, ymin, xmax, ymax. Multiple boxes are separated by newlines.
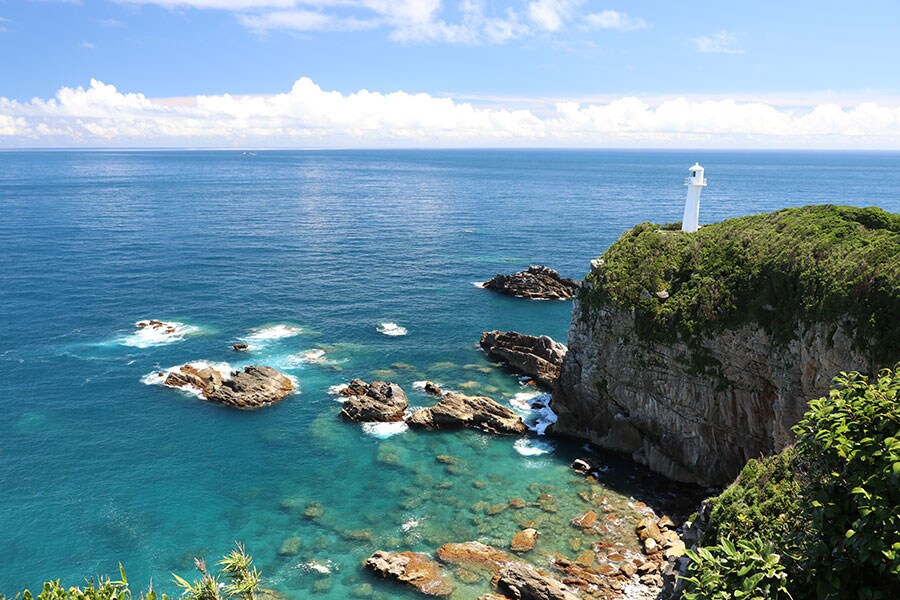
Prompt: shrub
<box><xmin>702</xmin><ymin>447</ymin><xmax>803</xmax><ymax>561</ymax></box>
<box><xmin>792</xmin><ymin>367</ymin><xmax>900</xmax><ymax>598</ymax></box>
<box><xmin>0</xmin><ymin>566</ymin><xmax>166</xmax><ymax>600</ymax></box>
<box><xmin>681</xmin><ymin>536</ymin><xmax>791</xmax><ymax>600</ymax></box>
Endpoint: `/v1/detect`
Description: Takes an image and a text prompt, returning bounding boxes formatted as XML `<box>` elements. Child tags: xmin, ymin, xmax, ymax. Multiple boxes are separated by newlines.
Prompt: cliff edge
<box><xmin>554</xmin><ymin>205</ymin><xmax>900</xmax><ymax>485</ymax></box>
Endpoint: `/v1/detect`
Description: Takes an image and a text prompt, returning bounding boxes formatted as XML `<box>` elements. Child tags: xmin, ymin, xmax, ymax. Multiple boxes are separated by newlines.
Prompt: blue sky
<box><xmin>1</xmin><ymin>1</ymin><xmax>899</xmax><ymax>148</ymax></box>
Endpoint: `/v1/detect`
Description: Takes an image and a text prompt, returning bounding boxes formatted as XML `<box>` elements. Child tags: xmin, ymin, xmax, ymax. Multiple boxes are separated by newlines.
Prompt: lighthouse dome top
<box><xmin>689</xmin><ymin>162</ymin><xmax>703</xmax><ymax>171</ymax></box>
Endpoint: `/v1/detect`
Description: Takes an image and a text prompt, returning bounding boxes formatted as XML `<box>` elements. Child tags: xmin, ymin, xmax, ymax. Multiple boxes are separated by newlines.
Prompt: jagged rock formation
<box><xmin>495</xmin><ymin>562</ymin><xmax>580</xmax><ymax>600</ymax></box>
<box><xmin>407</xmin><ymin>392</ymin><xmax>526</xmax><ymax>434</ymax></box>
<box><xmin>483</xmin><ymin>265</ymin><xmax>579</xmax><ymax>300</ymax></box>
<box><xmin>340</xmin><ymin>379</ymin><xmax>408</xmax><ymax>422</ymax></box>
<box><xmin>554</xmin><ymin>206</ymin><xmax>899</xmax><ymax>485</ymax></box>
<box><xmin>479</xmin><ymin>330</ymin><xmax>566</xmax><ymax>389</ymax></box>
<box><xmin>365</xmin><ymin>551</ymin><xmax>453</xmax><ymax>597</ymax></box>
<box><xmin>164</xmin><ymin>364</ymin><xmax>294</xmax><ymax>409</ymax></box>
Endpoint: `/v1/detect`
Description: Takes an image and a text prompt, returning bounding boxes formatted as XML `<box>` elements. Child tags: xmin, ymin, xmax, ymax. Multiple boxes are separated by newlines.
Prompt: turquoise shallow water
<box><xmin>1</xmin><ymin>150</ymin><xmax>899</xmax><ymax>597</ymax></box>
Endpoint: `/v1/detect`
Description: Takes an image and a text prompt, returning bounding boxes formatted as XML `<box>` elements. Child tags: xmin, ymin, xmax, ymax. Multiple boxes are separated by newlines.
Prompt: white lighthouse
<box><xmin>682</xmin><ymin>162</ymin><xmax>707</xmax><ymax>233</ymax></box>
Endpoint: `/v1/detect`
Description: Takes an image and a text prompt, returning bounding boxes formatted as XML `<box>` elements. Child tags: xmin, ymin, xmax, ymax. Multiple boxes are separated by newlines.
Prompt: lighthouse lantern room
<box><xmin>682</xmin><ymin>162</ymin><xmax>707</xmax><ymax>233</ymax></box>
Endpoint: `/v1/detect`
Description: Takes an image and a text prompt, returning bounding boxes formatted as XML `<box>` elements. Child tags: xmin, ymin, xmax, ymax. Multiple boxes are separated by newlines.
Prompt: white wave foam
<box><xmin>243</xmin><ymin>324</ymin><xmax>303</xmax><ymax>343</ymax></box>
<box><xmin>298</xmin><ymin>560</ymin><xmax>336</xmax><ymax>575</ymax></box>
<box><xmin>141</xmin><ymin>361</ymin><xmax>234</xmax><ymax>397</ymax></box>
<box><xmin>472</xmin><ymin>281</ymin><xmax>487</xmax><ymax>288</ymax></box>
<box><xmin>401</xmin><ymin>517</ymin><xmax>423</xmax><ymax>532</ymax></box>
<box><xmin>377</xmin><ymin>322</ymin><xmax>408</xmax><ymax>336</ymax></box>
<box><xmin>361</xmin><ymin>421</ymin><xmax>409</xmax><ymax>438</ymax></box>
<box><xmin>509</xmin><ymin>391</ymin><xmax>543</xmax><ymax>412</ymax></box>
<box><xmin>121</xmin><ymin>320</ymin><xmax>199</xmax><ymax>348</ymax></box>
<box><xmin>286</xmin><ymin>349</ymin><xmax>325</xmax><ymax>365</ymax></box>
<box><xmin>327</xmin><ymin>383</ymin><xmax>349</xmax><ymax>400</ymax></box>
<box><xmin>514</xmin><ymin>438</ymin><xmax>556</xmax><ymax>456</ymax></box>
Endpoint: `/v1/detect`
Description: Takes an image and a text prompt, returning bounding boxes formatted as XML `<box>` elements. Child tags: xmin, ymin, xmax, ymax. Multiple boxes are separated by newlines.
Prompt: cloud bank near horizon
<box><xmin>2</xmin><ymin>77</ymin><xmax>900</xmax><ymax>149</ymax></box>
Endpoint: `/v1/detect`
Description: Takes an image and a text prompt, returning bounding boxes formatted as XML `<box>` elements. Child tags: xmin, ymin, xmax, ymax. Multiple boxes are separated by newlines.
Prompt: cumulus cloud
<box><xmin>1</xmin><ymin>77</ymin><xmax>899</xmax><ymax>148</ymax></box>
<box><xmin>693</xmin><ymin>30</ymin><xmax>744</xmax><ymax>54</ymax></box>
<box><xmin>584</xmin><ymin>10</ymin><xmax>648</xmax><ymax>32</ymax></box>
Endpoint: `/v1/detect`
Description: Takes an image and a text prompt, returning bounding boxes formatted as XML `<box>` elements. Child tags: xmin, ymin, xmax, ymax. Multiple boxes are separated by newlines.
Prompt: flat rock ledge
<box><xmin>407</xmin><ymin>392</ymin><xmax>527</xmax><ymax>435</ymax></box>
<box><xmin>480</xmin><ymin>330</ymin><xmax>567</xmax><ymax>389</ymax></box>
<box><xmin>340</xmin><ymin>379</ymin><xmax>408</xmax><ymax>422</ymax></box>
<box><xmin>365</xmin><ymin>550</ymin><xmax>453</xmax><ymax>597</ymax></box>
<box><xmin>483</xmin><ymin>265</ymin><xmax>579</xmax><ymax>300</ymax></box>
<box><xmin>164</xmin><ymin>364</ymin><xmax>294</xmax><ymax>409</ymax></box>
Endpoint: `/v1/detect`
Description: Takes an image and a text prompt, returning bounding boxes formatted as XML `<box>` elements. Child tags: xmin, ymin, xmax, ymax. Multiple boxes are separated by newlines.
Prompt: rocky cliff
<box><xmin>554</xmin><ymin>205</ymin><xmax>900</xmax><ymax>486</ymax></box>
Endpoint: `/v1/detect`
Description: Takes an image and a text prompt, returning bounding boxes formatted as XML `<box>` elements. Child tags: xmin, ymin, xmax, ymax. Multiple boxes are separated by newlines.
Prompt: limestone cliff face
<box><xmin>554</xmin><ymin>295</ymin><xmax>871</xmax><ymax>486</ymax></box>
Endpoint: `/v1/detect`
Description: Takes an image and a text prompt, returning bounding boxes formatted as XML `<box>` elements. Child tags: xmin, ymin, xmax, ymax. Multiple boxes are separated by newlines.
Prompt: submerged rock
<box><xmin>495</xmin><ymin>562</ymin><xmax>579</xmax><ymax>600</ymax></box>
<box><xmin>510</xmin><ymin>528</ymin><xmax>539</xmax><ymax>553</ymax></box>
<box><xmin>479</xmin><ymin>331</ymin><xmax>566</xmax><ymax>389</ymax></box>
<box><xmin>163</xmin><ymin>364</ymin><xmax>294</xmax><ymax>409</ymax></box>
<box><xmin>340</xmin><ymin>379</ymin><xmax>408</xmax><ymax>422</ymax></box>
<box><xmin>365</xmin><ymin>551</ymin><xmax>453</xmax><ymax>597</ymax></box>
<box><xmin>407</xmin><ymin>392</ymin><xmax>526</xmax><ymax>434</ymax></box>
<box><xmin>482</xmin><ymin>265</ymin><xmax>579</xmax><ymax>300</ymax></box>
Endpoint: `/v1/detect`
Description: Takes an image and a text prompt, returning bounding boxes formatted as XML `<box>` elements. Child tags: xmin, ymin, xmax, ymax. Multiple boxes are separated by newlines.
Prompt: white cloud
<box><xmin>117</xmin><ymin>0</ymin><xmax>646</xmax><ymax>43</ymax></box>
<box><xmin>584</xmin><ymin>10</ymin><xmax>648</xmax><ymax>32</ymax></box>
<box><xmin>81</xmin><ymin>41</ymin><xmax>97</xmax><ymax>49</ymax></box>
<box><xmin>2</xmin><ymin>77</ymin><xmax>899</xmax><ymax>148</ymax></box>
<box><xmin>693</xmin><ymin>30</ymin><xmax>744</xmax><ymax>54</ymax></box>
<box><xmin>97</xmin><ymin>18</ymin><xmax>127</xmax><ymax>27</ymax></box>
<box><xmin>527</xmin><ymin>0</ymin><xmax>581</xmax><ymax>32</ymax></box>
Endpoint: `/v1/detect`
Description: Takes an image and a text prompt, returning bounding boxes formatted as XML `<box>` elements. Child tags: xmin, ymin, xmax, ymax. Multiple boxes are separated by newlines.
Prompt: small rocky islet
<box><xmin>482</xmin><ymin>265</ymin><xmax>580</xmax><ymax>300</ymax></box>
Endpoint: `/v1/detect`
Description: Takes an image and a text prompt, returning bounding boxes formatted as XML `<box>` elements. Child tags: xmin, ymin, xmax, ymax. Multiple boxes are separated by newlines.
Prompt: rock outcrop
<box><xmin>510</xmin><ymin>528</ymin><xmax>539</xmax><ymax>553</ymax></box>
<box><xmin>436</xmin><ymin>541</ymin><xmax>511</xmax><ymax>573</ymax></box>
<box><xmin>365</xmin><ymin>551</ymin><xmax>453</xmax><ymax>597</ymax></box>
<box><xmin>483</xmin><ymin>265</ymin><xmax>579</xmax><ymax>300</ymax></box>
<box><xmin>164</xmin><ymin>364</ymin><xmax>295</xmax><ymax>409</ymax></box>
<box><xmin>340</xmin><ymin>379</ymin><xmax>408</xmax><ymax>422</ymax></box>
<box><xmin>479</xmin><ymin>331</ymin><xmax>566</xmax><ymax>389</ymax></box>
<box><xmin>407</xmin><ymin>392</ymin><xmax>526</xmax><ymax>434</ymax></box>
<box><xmin>495</xmin><ymin>562</ymin><xmax>579</xmax><ymax>600</ymax></box>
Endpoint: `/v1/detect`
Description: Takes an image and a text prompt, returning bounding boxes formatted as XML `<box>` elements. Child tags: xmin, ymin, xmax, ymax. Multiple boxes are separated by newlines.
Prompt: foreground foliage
<box><xmin>681</xmin><ymin>537</ymin><xmax>791</xmax><ymax>600</ymax></box>
<box><xmin>1</xmin><ymin>545</ymin><xmax>262</xmax><ymax>600</ymax></box>
<box><xmin>687</xmin><ymin>366</ymin><xmax>900</xmax><ymax>599</ymax></box>
<box><xmin>582</xmin><ymin>205</ymin><xmax>900</xmax><ymax>364</ymax></box>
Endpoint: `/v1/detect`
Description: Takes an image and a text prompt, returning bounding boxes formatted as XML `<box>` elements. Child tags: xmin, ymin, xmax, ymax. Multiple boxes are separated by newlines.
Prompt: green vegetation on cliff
<box><xmin>688</xmin><ymin>366</ymin><xmax>900</xmax><ymax>599</ymax></box>
<box><xmin>581</xmin><ymin>205</ymin><xmax>900</xmax><ymax>364</ymax></box>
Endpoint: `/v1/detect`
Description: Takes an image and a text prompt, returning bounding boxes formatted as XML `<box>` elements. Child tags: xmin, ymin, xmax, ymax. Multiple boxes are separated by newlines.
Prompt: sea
<box><xmin>1</xmin><ymin>150</ymin><xmax>899</xmax><ymax>598</ymax></box>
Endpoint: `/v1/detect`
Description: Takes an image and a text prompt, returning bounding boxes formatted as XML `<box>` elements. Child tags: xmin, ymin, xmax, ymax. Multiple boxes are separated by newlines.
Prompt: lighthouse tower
<box><xmin>682</xmin><ymin>162</ymin><xmax>707</xmax><ymax>233</ymax></box>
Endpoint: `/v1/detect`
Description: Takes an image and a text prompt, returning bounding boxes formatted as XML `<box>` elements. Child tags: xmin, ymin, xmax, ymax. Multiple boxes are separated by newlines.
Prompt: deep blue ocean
<box><xmin>1</xmin><ymin>150</ymin><xmax>899</xmax><ymax>598</ymax></box>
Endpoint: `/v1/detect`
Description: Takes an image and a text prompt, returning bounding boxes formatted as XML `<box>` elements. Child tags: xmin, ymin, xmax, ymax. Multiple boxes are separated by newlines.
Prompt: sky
<box><xmin>1</xmin><ymin>0</ymin><xmax>900</xmax><ymax>148</ymax></box>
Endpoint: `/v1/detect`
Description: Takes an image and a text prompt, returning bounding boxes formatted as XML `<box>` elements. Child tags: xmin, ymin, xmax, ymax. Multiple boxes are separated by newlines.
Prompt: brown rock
<box><xmin>479</xmin><ymin>330</ymin><xmax>567</xmax><ymax>389</ymax></box>
<box><xmin>508</xmin><ymin>498</ymin><xmax>526</xmax><ymax>509</ymax></box>
<box><xmin>657</xmin><ymin>515</ymin><xmax>676</xmax><ymax>530</ymax></box>
<box><xmin>664</xmin><ymin>540</ymin><xmax>686</xmax><ymax>559</ymax></box>
<box><xmin>232</xmin><ymin>343</ymin><xmax>249</xmax><ymax>352</ymax></box>
<box><xmin>424</xmin><ymin>381</ymin><xmax>443</xmax><ymax>396</ymax></box>
<box><xmin>407</xmin><ymin>392</ymin><xmax>526</xmax><ymax>434</ymax></box>
<box><xmin>619</xmin><ymin>563</ymin><xmax>636</xmax><ymax>578</ymax></box>
<box><xmin>496</xmin><ymin>562</ymin><xmax>580</xmax><ymax>600</ymax></box>
<box><xmin>164</xmin><ymin>364</ymin><xmax>294</xmax><ymax>409</ymax></box>
<box><xmin>477</xmin><ymin>595</ymin><xmax>508</xmax><ymax>600</ymax></box>
<box><xmin>511</xmin><ymin>528</ymin><xmax>539</xmax><ymax>553</ymax></box>
<box><xmin>574</xmin><ymin>550</ymin><xmax>594</xmax><ymax>567</ymax></box>
<box><xmin>340</xmin><ymin>379</ymin><xmax>408</xmax><ymax>422</ymax></box>
<box><xmin>365</xmin><ymin>551</ymin><xmax>453</xmax><ymax>597</ymax></box>
<box><xmin>482</xmin><ymin>265</ymin><xmax>579</xmax><ymax>300</ymax></box>
<box><xmin>570</xmin><ymin>458</ymin><xmax>593</xmax><ymax>474</ymax></box>
<box><xmin>571</xmin><ymin>511</ymin><xmax>599</xmax><ymax>529</ymax></box>
<box><xmin>436</xmin><ymin>542</ymin><xmax>511</xmax><ymax>573</ymax></box>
